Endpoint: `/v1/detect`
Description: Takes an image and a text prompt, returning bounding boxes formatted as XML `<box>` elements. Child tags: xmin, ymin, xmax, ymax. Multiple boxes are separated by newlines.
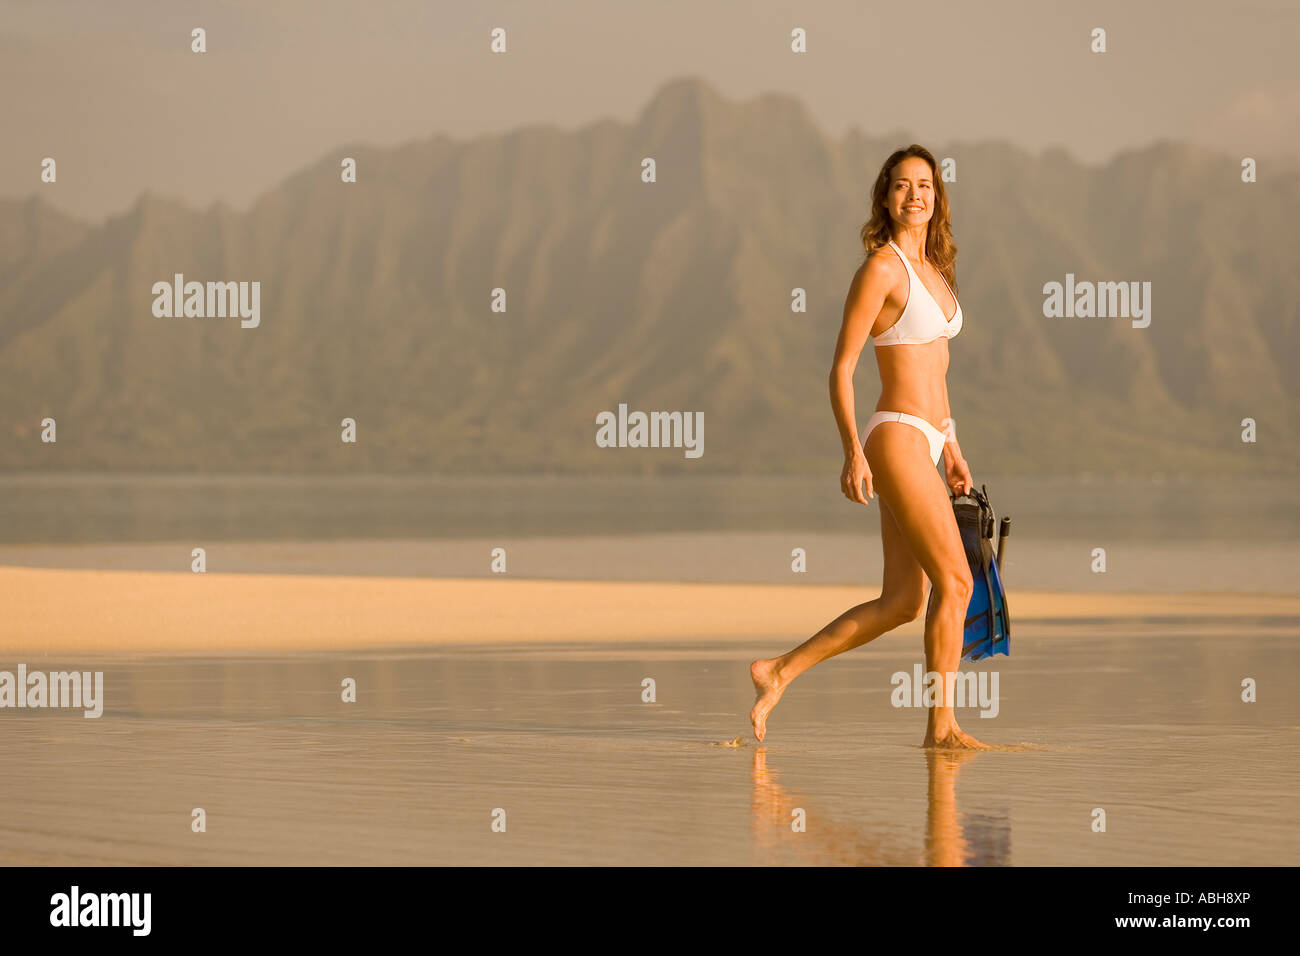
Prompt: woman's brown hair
<box><xmin>859</xmin><ymin>144</ymin><xmax>957</xmax><ymax>293</ymax></box>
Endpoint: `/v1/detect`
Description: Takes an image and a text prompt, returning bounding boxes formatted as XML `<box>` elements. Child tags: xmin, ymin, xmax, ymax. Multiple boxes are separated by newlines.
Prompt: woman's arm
<box><xmin>939</xmin><ymin>366</ymin><xmax>973</xmax><ymax>495</ymax></box>
<box><xmin>830</xmin><ymin>255</ymin><xmax>893</xmax><ymax>503</ymax></box>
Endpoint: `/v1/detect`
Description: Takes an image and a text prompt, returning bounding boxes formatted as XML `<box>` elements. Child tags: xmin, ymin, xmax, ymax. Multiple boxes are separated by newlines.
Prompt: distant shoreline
<box><xmin>2</xmin><ymin>532</ymin><xmax>1298</xmax><ymax>594</ymax></box>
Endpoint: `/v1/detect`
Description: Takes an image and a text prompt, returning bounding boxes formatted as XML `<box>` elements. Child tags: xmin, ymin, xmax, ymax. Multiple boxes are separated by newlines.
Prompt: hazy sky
<box><xmin>4</xmin><ymin>0</ymin><xmax>1296</xmax><ymax>222</ymax></box>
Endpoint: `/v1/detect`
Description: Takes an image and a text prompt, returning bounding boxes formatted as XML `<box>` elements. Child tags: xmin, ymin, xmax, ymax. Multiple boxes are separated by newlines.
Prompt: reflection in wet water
<box><xmin>923</xmin><ymin>750</ymin><xmax>1011</xmax><ymax>866</ymax></box>
<box><xmin>0</xmin><ymin>632</ymin><xmax>1294</xmax><ymax>865</ymax></box>
<box><xmin>749</xmin><ymin>747</ymin><xmax>1011</xmax><ymax>866</ymax></box>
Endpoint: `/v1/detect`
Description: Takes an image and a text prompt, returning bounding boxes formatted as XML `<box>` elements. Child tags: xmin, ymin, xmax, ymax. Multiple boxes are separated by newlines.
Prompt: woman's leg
<box><xmin>864</xmin><ymin>423</ymin><xmax>985</xmax><ymax>749</ymax></box>
<box><xmin>748</xmin><ymin>480</ymin><xmax>928</xmax><ymax>742</ymax></box>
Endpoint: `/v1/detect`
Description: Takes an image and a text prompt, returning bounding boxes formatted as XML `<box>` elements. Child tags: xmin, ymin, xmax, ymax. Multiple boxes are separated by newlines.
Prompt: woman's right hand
<box><xmin>841</xmin><ymin>450</ymin><xmax>873</xmax><ymax>505</ymax></box>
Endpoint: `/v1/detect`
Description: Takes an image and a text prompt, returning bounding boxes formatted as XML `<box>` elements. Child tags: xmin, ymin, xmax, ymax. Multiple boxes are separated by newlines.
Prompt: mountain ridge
<box><xmin>2</xmin><ymin>76</ymin><xmax>1296</xmax><ymax>475</ymax></box>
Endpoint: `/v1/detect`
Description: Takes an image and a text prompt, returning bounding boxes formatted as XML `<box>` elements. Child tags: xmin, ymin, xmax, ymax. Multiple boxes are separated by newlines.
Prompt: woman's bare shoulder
<box><xmin>853</xmin><ymin>244</ymin><xmax>904</xmax><ymax>290</ymax></box>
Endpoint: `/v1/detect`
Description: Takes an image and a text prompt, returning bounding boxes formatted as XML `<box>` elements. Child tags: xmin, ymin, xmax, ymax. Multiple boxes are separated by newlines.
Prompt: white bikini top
<box><xmin>872</xmin><ymin>240</ymin><xmax>962</xmax><ymax>347</ymax></box>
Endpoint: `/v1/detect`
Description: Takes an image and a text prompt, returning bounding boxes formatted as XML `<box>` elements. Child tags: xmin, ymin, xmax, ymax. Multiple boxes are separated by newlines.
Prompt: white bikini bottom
<box><xmin>863</xmin><ymin>411</ymin><xmax>945</xmax><ymax>467</ymax></box>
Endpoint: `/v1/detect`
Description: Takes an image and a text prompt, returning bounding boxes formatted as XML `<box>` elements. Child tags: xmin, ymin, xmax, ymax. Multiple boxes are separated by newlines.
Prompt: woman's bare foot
<box><xmin>923</xmin><ymin>724</ymin><xmax>991</xmax><ymax>750</ymax></box>
<box><xmin>749</xmin><ymin>658</ymin><xmax>791</xmax><ymax>742</ymax></box>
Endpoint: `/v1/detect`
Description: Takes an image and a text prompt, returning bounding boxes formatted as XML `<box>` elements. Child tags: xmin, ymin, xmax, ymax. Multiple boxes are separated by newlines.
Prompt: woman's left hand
<box><xmin>946</xmin><ymin>457</ymin><xmax>973</xmax><ymax>496</ymax></box>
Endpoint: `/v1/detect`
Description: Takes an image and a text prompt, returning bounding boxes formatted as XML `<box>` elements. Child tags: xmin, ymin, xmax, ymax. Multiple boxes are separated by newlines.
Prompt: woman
<box><xmin>749</xmin><ymin>145</ymin><xmax>987</xmax><ymax>750</ymax></box>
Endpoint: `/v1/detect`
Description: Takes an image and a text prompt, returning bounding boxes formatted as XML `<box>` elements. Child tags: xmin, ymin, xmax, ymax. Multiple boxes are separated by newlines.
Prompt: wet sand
<box><xmin>0</xmin><ymin>632</ymin><xmax>1295</xmax><ymax>865</ymax></box>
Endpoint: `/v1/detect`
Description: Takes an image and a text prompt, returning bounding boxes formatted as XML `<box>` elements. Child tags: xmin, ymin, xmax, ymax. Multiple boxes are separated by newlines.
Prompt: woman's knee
<box><xmin>882</xmin><ymin>589</ymin><xmax>926</xmax><ymax>627</ymax></box>
<box><xmin>932</xmin><ymin>568</ymin><xmax>973</xmax><ymax>607</ymax></box>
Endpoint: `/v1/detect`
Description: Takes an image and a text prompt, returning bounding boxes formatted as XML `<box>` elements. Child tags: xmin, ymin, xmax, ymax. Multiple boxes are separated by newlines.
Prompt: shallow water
<box><xmin>0</xmin><ymin>629</ymin><xmax>1295</xmax><ymax>865</ymax></box>
<box><xmin>2</xmin><ymin>473</ymin><xmax>1297</xmax><ymax>544</ymax></box>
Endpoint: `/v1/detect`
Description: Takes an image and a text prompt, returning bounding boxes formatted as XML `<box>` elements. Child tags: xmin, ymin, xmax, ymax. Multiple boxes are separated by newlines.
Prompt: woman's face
<box><xmin>888</xmin><ymin>156</ymin><xmax>936</xmax><ymax>228</ymax></box>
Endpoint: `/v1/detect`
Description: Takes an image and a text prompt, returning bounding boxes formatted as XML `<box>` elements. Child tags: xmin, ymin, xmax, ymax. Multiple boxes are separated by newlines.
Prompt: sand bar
<box><xmin>3</xmin><ymin>566</ymin><xmax>1298</xmax><ymax>656</ymax></box>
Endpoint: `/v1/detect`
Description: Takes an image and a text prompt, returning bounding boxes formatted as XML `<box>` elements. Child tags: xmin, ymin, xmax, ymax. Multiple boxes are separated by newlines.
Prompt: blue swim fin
<box><xmin>952</xmin><ymin>485</ymin><xmax>1010</xmax><ymax>662</ymax></box>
